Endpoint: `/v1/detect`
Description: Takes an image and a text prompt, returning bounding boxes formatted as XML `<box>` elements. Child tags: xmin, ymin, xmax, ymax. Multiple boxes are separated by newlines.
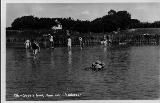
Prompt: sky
<box><xmin>6</xmin><ymin>3</ymin><xmax>160</xmax><ymax>27</ymax></box>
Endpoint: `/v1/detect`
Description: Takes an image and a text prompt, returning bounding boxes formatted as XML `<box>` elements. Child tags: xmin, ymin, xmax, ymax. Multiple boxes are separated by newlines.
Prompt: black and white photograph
<box><xmin>1</xmin><ymin>0</ymin><xmax>160</xmax><ymax>102</ymax></box>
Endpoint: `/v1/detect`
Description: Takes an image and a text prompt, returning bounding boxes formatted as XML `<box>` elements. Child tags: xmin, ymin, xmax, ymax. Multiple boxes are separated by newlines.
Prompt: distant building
<box><xmin>52</xmin><ymin>24</ymin><xmax>62</xmax><ymax>30</ymax></box>
<box><xmin>52</xmin><ymin>20</ymin><xmax>62</xmax><ymax>30</ymax></box>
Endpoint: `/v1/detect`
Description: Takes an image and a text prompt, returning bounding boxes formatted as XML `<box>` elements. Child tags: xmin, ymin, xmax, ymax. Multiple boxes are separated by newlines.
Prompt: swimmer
<box><xmin>92</xmin><ymin>60</ymin><xmax>105</xmax><ymax>70</ymax></box>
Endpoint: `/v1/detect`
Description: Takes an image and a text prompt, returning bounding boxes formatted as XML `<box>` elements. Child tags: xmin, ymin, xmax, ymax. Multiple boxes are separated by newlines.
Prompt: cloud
<box><xmin>81</xmin><ymin>10</ymin><xmax>90</xmax><ymax>15</ymax></box>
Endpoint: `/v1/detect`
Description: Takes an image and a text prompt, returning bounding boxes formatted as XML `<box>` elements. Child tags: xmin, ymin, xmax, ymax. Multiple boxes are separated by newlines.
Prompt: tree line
<box><xmin>7</xmin><ymin>9</ymin><xmax>160</xmax><ymax>33</ymax></box>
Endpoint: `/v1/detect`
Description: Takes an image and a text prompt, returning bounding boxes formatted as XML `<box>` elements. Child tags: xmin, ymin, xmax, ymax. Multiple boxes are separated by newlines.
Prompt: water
<box><xmin>6</xmin><ymin>45</ymin><xmax>160</xmax><ymax>100</ymax></box>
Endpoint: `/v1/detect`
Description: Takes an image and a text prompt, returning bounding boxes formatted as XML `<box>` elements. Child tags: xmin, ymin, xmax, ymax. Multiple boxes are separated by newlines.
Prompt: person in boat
<box><xmin>31</xmin><ymin>40</ymin><xmax>40</xmax><ymax>57</ymax></box>
<box><xmin>24</xmin><ymin>39</ymin><xmax>31</xmax><ymax>49</ymax></box>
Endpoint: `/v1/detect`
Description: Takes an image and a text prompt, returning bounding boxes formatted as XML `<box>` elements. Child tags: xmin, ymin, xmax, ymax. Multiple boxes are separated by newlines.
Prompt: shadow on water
<box><xmin>6</xmin><ymin>45</ymin><xmax>160</xmax><ymax>100</ymax></box>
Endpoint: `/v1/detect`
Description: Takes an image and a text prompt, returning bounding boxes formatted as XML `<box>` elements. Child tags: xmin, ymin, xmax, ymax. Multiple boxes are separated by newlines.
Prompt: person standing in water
<box><xmin>24</xmin><ymin>39</ymin><xmax>31</xmax><ymax>49</ymax></box>
<box><xmin>108</xmin><ymin>35</ymin><xmax>112</xmax><ymax>45</ymax></box>
<box><xmin>66</xmin><ymin>30</ymin><xmax>71</xmax><ymax>50</ymax></box>
<box><xmin>48</xmin><ymin>34</ymin><xmax>54</xmax><ymax>48</ymax></box>
<box><xmin>68</xmin><ymin>37</ymin><xmax>72</xmax><ymax>50</ymax></box>
<box><xmin>79</xmin><ymin>37</ymin><xmax>83</xmax><ymax>48</ymax></box>
<box><xmin>103</xmin><ymin>35</ymin><xmax>107</xmax><ymax>46</ymax></box>
<box><xmin>31</xmin><ymin>40</ymin><xmax>40</xmax><ymax>58</ymax></box>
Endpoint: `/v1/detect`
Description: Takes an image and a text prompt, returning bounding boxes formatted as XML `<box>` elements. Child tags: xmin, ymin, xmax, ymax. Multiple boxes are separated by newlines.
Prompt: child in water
<box><xmin>31</xmin><ymin>40</ymin><xmax>40</xmax><ymax>58</ymax></box>
<box><xmin>24</xmin><ymin>39</ymin><xmax>31</xmax><ymax>49</ymax></box>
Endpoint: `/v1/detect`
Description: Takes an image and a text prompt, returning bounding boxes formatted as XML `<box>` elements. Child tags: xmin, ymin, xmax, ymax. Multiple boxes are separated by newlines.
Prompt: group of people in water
<box><xmin>24</xmin><ymin>33</ymin><xmax>58</xmax><ymax>58</ymax></box>
<box><xmin>24</xmin><ymin>39</ymin><xmax>40</xmax><ymax>58</ymax></box>
<box><xmin>24</xmin><ymin>33</ymin><xmax>109</xmax><ymax>70</ymax></box>
<box><xmin>24</xmin><ymin>31</ymin><xmax>111</xmax><ymax>59</ymax></box>
<box><xmin>24</xmin><ymin>33</ymin><xmax>84</xmax><ymax>58</ymax></box>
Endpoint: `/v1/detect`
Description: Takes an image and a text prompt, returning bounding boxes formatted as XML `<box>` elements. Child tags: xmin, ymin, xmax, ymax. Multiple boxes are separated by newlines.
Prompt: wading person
<box><xmin>107</xmin><ymin>35</ymin><xmax>112</xmax><ymax>45</ymax></box>
<box><xmin>79</xmin><ymin>37</ymin><xmax>83</xmax><ymax>48</ymax></box>
<box><xmin>48</xmin><ymin>34</ymin><xmax>54</xmax><ymax>48</ymax></box>
<box><xmin>104</xmin><ymin>39</ymin><xmax>108</xmax><ymax>46</ymax></box>
<box><xmin>24</xmin><ymin>39</ymin><xmax>31</xmax><ymax>49</ymax></box>
<box><xmin>103</xmin><ymin>35</ymin><xmax>108</xmax><ymax>46</ymax></box>
<box><xmin>68</xmin><ymin>37</ymin><xmax>72</xmax><ymax>50</ymax></box>
<box><xmin>31</xmin><ymin>40</ymin><xmax>40</xmax><ymax>58</ymax></box>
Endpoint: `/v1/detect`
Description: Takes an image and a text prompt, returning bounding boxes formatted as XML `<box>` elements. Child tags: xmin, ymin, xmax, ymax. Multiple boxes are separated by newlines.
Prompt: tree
<box><xmin>9</xmin><ymin>10</ymin><xmax>160</xmax><ymax>32</ymax></box>
<box><xmin>108</xmin><ymin>9</ymin><xmax>116</xmax><ymax>15</ymax></box>
<box><xmin>116</xmin><ymin>11</ymin><xmax>131</xmax><ymax>30</ymax></box>
<box><xmin>129</xmin><ymin>19</ymin><xmax>140</xmax><ymax>28</ymax></box>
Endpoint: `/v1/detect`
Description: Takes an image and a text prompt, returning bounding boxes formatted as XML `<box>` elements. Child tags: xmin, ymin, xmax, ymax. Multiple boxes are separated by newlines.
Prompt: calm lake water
<box><xmin>6</xmin><ymin>45</ymin><xmax>160</xmax><ymax>100</ymax></box>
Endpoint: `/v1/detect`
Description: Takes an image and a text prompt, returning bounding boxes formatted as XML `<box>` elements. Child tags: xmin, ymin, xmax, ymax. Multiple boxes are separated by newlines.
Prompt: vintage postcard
<box><xmin>1</xmin><ymin>0</ymin><xmax>160</xmax><ymax>103</ymax></box>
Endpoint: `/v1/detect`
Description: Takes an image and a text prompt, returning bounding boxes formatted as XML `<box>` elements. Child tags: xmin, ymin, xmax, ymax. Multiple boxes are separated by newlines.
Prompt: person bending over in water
<box><xmin>31</xmin><ymin>40</ymin><xmax>40</xmax><ymax>58</ymax></box>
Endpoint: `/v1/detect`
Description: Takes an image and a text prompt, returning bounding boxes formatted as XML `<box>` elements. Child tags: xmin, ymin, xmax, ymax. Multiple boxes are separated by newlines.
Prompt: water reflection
<box><xmin>68</xmin><ymin>50</ymin><xmax>72</xmax><ymax>65</ymax></box>
<box><xmin>26</xmin><ymin>50</ymin><xmax>31</xmax><ymax>58</ymax></box>
<box><xmin>103</xmin><ymin>46</ymin><xmax>107</xmax><ymax>53</ymax></box>
<box><xmin>50</xmin><ymin>51</ymin><xmax>55</xmax><ymax>67</ymax></box>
